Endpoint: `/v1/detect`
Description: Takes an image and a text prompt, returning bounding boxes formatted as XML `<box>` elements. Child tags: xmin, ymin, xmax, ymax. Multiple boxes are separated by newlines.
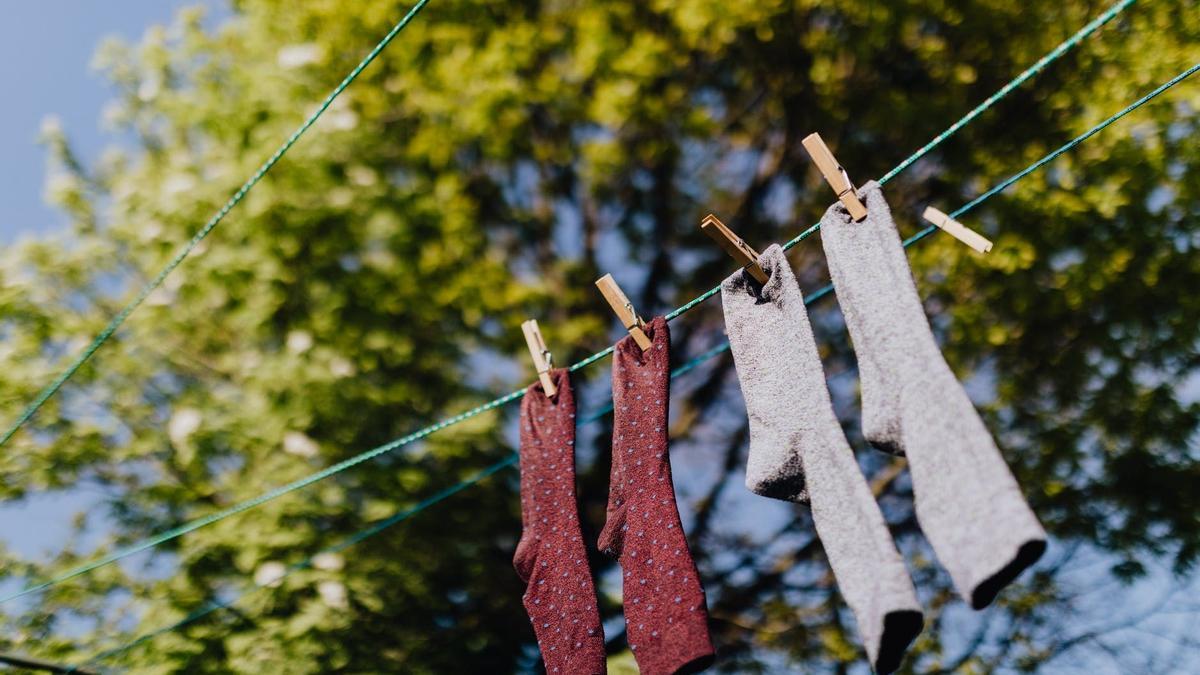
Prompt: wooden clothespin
<box><xmin>922</xmin><ymin>206</ymin><xmax>993</xmax><ymax>254</ymax></box>
<box><xmin>802</xmin><ymin>132</ymin><xmax>868</xmax><ymax>221</ymax></box>
<box><xmin>699</xmin><ymin>214</ymin><xmax>769</xmax><ymax>284</ymax></box>
<box><xmin>594</xmin><ymin>274</ymin><xmax>653</xmax><ymax>350</ymax></box>
<box><xmin>520</xmin><ymin>319</ymin><xmax>557</xmax><ymax>397</ymax></box>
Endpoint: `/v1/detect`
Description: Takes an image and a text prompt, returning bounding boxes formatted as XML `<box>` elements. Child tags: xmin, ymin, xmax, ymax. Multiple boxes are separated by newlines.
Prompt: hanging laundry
<box><xmin>598</xmin><ymin>316</ymin><xmax>716</xmax><ymax>675</ymax></box>
<box><xmin>721</xmin><ymin>244</ymin><xmax>924</xmax><ymax>674</ymax></box>
<box><xmin>513</xmin><ymin>369</ymin><xmax>607</xmax><ymax>674</ymax></box>
<box><xmin>819</xmin><ymin>182</ymin><xmax>1047</xmax><ymax>609</ymax></box>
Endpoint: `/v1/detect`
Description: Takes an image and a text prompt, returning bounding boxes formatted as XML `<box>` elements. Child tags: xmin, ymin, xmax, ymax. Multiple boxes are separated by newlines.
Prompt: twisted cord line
<box><xmin>68</xmin><ymin>57</ymin><xmax>1200</xmax><ymax>667</ymax></box>
<box><xmin>818</xmin><ymin>59</ymin><xmax>1200</xmax><ymax>306</ymax></box>
<box><xmin>876</xmin><ymin>0</ymin><xmax>1137</xmax><ymax>185</ymax></box>
<box><xmin>0</xmin><ymin>0</ymin><xmax>433</xmax><ymax>449</ymax></box>
<box><xmin>71</xmin><ymin>347</ymin><xmax>723</xmax><ymax>669</ymax></box>
<box><xmin>67</xmin><ymin>57</ymin><xmax>1200</xmax><ymax>666</ymax></box>
<box><xmin>666</xmin><ymin>0</ymin><xmax>1138</xmax><ymax>319</ymax></box>
<box><xmin>1</xmin><ymin>387</ymin><xmax>526</xmax><ymax>604</ymax></box>
<box><xmin>0</xmin><ymin>0</ymin><xmax>1137</xmax><ymax>606</ymax></box>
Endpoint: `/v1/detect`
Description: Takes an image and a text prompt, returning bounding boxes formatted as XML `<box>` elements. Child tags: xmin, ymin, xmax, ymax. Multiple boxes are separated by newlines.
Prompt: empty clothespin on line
<box><xmin>802</xmin><ymin>132</ymin><xmax>868</xmax><ymax>221</ymax></box>
<box><xmin>594</xmin><ymin>274</ymin><xmax>653</xmax><ymax>350</ymax></box>
<box><xmin>521</xmin><ymin>319</ymin><xmax>557</xmax><ymax>397</ymax></box>
<box><xmin>699</xmin><ymin>214</ymin><xmax>769</xmax><ymax>285</ymax></box>
<box><xmin>922</xmin><ymin>206</ymin><xmax>993</xmax><ymax>254</ymax></box>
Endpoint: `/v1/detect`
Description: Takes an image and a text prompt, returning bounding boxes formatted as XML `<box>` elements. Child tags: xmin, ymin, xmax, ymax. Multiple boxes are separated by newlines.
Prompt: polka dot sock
<box><xmin>598</xmin><ymin>317</ymin><xmax>716</xmax><ymax>675</ymax></box>
<box><xmin>513</xmin><ymin>369</ymin><xmax>607</xmax><ymax>675</ymax></box>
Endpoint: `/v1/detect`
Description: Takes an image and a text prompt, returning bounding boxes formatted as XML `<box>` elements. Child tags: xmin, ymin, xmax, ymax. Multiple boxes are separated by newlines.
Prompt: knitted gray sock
<box><xmin>722</xmin><ymin>245</ymin><xmax>923</xmax><ymax>674</ymax></box>
<box><xmin>820</xmin><ymin>182</ymin><xmax>1047</xmax><ymax>609</ymax></box>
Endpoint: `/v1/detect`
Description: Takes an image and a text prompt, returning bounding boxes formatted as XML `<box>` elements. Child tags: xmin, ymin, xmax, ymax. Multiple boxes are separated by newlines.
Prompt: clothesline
<box><xmin>0</xmin><ymin>0</ymin><xmax>1143</xmax><ymax>607</ymax></box>
<box><xmin>70</xmin><ymin>346</ymin><xmax>720</xmax><ymax>670</ymax></box>
<box><xmin>68</xmin><ymin>60</ymin><xmax>1200</xmax><ymax>667</ymax></box>
<box><xmin>0</xmin><ymin>0</ymin><xmax>433</xmax><ymax>450</ymax></box>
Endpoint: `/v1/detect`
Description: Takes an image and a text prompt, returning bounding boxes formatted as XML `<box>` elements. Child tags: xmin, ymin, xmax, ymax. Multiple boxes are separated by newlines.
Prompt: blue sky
<box><xmin>0</xmin><ymin>1</ymin><xmax>225</xmax><ymax>243</ymax></box>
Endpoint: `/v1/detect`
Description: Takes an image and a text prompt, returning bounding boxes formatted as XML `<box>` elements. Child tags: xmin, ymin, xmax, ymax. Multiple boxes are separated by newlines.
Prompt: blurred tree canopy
<box><xmin>0</xmin><ymin>0</ymin><xmax>1198</xmax><ymax>672</ymax></box>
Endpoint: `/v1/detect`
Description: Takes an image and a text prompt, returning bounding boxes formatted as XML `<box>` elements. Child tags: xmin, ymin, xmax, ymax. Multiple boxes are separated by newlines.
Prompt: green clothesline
<box><xmin>0</xmin><ymin>0</ymin><xmax>1139</xmax><ymax>608</ymax></box>
<box><xmin>0</xmin><ymin>0</ymin><xmax>433</xmax><ymax>450</ymax></box>
<box><xmin>71</xmin><ymin>53</ymin><xmax>1200</xmax><ymax>673</ymax></box>
<box><xmin>69</xmin><ymin>342</ymin><xmax>725</xmax><ymax>671</ymax></box>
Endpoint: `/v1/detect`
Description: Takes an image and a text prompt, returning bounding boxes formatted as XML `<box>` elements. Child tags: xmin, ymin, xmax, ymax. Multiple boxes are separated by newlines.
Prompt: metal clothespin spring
<box><xmin>836</xmin><ymin>166</ymin><xmax>856</xmax><ymax>200</ymax></box>
<box><xmin>623</xmin><ymin>302</ymin><xmax>645</xmax><ymax>331</ymax></box>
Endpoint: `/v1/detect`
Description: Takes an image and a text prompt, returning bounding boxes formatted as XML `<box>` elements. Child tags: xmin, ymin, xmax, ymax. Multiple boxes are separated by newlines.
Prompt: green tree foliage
<box><xmin>1</xmin><ymin>0</ymin><xmax>1198</xmax><ymax>672</ymax></box>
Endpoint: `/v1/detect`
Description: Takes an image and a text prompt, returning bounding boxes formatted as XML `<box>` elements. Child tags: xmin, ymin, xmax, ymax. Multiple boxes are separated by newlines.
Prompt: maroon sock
<box><xmin>513</xmin><ymin>369</ymin><xmax>607</xmax><ymax>675</ymax></box>
<box><xmin>598</xmin><ymin>317</ymin><xmax>716</xmax><ymax>675</ymax></box>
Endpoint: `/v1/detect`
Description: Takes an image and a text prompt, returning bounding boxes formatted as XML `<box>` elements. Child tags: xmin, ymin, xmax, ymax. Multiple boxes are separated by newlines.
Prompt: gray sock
<box><xmin>820</xmin><ymin>181</ymin><xmax>1047</xmax><ymax>609</ymax></box>
<box><xmin>722</xmin><ymin>245</ymin><xmax>923</xmax><ymax>674</ymax></box>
